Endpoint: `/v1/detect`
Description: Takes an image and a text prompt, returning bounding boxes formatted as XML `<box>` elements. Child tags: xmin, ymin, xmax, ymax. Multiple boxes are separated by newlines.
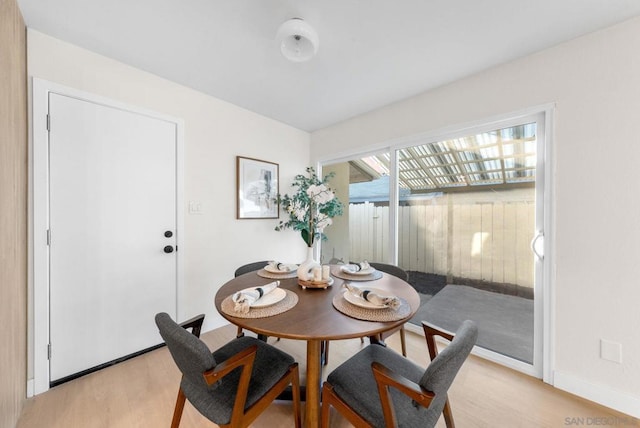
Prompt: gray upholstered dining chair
<box><xmin>320</xmin><ymin>262</ymin><xmax>410</xmax><ymax>366</ymax></box>
<box><xmin>324</xmin><ymin>262</ymin><xmax>409</xmax><ymax>363</ymax></box>
<box><xmin>368</xmin><ymin>262</ymin><xmax>409</xmax><ymax>282</ymax></box>
<box><xmin>321</xmin><ymin>320</ymin><xmax>477</xmax><ymax>428</ymax></box>
<box><xmin>368</xmin><ymin>262</ymin><xmax>409</xmax><ymax>356</ymax></box>
<box><xmin>234</xmin><ymin>261</ymin><xmax>270</xmax><ymax>278</ymax></box>
<box><xmin>155</xmin><ymin>312</ymin><xmax>301</xmax><ymax>428</ymax></box>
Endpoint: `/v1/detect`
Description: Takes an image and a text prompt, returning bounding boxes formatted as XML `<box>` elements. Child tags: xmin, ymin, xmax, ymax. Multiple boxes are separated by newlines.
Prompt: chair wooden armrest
<box><xmin>202</xmin><ymin>344</ymin><xmax>257</xmax><ymax>383</ymax></box>
<box><xmin>202</xmin><ymin>344</ymin><xmax>258</xmax><ymax>423</ymax></box>
<box><xmin>203</xmin><ymin>345</ymin><xmax>258</xmax><ymax>419</ymax></box>
<box><xmin>422</xmin><ymin>321</ymin><xmax>455</xmax><ymax>361</ymax></box>
<box><xmin>372</xmin><ymin>361</ymin><xmax>435</xmax><ymax>427</ymax></box>
<box><xmin>179</xmin><ymin>314</ymin><xmax>205</xmax><ymax>338</ymax></box>
<box><xmin>372</xmin><ymin>362</ymin><xmax>435</xmax><ymax>406</ymax></box>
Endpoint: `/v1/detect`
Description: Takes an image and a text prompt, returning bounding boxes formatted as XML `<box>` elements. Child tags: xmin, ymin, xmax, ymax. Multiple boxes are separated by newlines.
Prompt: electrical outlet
<box><xmin>600</xmin><ymin>339</ymin><xmax>622</xmax><ymax>363</ymax></box>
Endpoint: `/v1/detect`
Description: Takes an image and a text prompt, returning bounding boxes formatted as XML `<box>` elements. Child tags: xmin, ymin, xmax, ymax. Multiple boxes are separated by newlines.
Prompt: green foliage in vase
<box><xmin>275</xmin><ymin>167</ymin><xmax>344</xmax><ymax>247</ymax></box>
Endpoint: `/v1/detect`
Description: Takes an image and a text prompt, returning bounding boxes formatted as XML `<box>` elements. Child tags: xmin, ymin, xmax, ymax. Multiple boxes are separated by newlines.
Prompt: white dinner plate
<box><xmin>340</xmin><ymin>265</ymin><xmax>376</xmax><ymax>276</ymax></box>
<box><xmin>251</xmin><ymin>288</ymin><xmax>287</xmax><ymax>308</ymax></box>
<box><xmin>343</xmin><ymin>288</ymin><xmax>387</xmax><ymax>309</ymax></box>
<box><xmin>264</xmin><ymin>264</ymin><xmax>297</xmax><ymax>274</ymax></box>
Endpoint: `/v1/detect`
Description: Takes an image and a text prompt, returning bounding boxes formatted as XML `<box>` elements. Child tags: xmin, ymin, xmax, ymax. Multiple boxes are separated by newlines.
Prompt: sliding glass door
<box><xmin>320</xmin><ymin>111</ymin><xmax>547</xmax><ymax>376</ymax></box>
<box><xmin>396</xmin><ymin>120</ymin><xmax>540</xmax><ymax>369</ymax></box>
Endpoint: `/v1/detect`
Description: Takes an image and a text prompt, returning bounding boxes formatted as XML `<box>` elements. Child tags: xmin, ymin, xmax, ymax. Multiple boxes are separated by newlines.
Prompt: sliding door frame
<box><xmin>317</xmin><ymin>104</ymin><xmax>555</xmax><ymax>383</ymax></box>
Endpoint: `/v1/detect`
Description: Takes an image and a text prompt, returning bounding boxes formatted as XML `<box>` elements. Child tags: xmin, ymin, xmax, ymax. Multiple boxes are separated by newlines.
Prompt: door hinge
<box><xmin>46</xmin><ymin>229</ymin><xmax>51</xmax><ymax>246</ymax></box>
<box><xmin>46</xmin><ymin>114</ymin><xmax>50</xmax><ymax>131</ymax></box>
<box><xmin>47</xmin><ymin>344</ymin><xmax>51</xmax><ymax>360</ymax></box>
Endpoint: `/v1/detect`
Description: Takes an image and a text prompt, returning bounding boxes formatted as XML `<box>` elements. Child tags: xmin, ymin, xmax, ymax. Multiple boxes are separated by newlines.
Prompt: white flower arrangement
<box><xmin>275</xmin><ymin>167</ymin><xmax>344</xmax><ymax>247</ymax></box>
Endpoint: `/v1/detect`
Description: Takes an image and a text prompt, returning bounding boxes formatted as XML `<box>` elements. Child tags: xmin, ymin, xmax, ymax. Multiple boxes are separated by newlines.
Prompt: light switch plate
<box><xmin>188</xmin><ymin>201</ymin><xmax>203</xmax><ymax>215</ymax></box>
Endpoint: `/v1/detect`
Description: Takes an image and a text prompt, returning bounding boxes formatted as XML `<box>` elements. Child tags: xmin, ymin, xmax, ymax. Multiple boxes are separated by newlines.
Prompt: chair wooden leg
<box><xmin>442</xmin><ymin>398</ymin><xmax>456</xmax><ymax>428</ymax></box>
<box><xmin>171</xmin><ymin>387</ymin><xmax>187</xmax><ymax>428</ymax></box>
<box><xmin>291</xmin><ymin>365</ymin><xmax>302</xmax><ymax>428</ymax></box>
<box><xmin>400</xmin><ymin>326</ymin><xmax>407</xmax><ymax>357</ymax></box>
<box><xmin>321</xmin><ymin>383</ymin><xmax>331</xmax><ymax>428</ymax></box>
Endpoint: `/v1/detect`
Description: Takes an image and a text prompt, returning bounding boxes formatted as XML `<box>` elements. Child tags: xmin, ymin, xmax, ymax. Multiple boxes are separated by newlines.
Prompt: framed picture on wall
<box><xmin>236</xmin><ymin>156</ymin><xmax>279</xmax><ymax>219</ymax></box>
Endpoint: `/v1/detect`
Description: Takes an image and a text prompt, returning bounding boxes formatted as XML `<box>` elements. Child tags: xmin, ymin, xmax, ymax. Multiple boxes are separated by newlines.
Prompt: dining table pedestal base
<box><xmin>305</xmin><ymin>339</ymin><xmax>322</xmax><ymax>428</ymax></box>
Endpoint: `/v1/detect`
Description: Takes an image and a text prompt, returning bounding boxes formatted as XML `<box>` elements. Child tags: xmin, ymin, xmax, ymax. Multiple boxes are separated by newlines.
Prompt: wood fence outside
<box><xmin>349</xmin><ymin>191</ymin><xmax>535</xmax><ymax>288</ymax></box>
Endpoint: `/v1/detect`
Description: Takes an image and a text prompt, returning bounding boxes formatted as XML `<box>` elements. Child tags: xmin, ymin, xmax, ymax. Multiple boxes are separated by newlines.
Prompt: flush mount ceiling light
<box><xmin>276</xmin><ymin>18</ymin><xmax>319</xmax><ymax>62</ymax></box>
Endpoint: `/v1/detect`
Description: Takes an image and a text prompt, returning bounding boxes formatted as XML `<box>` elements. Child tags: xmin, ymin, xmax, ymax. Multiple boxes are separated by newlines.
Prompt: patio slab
<box><xmin>410</xmin><ymin>284</ymin><xmax>534</xmax><ymax>364</ymax></box>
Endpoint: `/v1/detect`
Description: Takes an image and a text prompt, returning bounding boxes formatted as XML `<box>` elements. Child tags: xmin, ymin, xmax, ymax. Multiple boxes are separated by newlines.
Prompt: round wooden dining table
<box><xmin>214</xmin><ymin>266</ymin><xmax>420</xmax><ymax>428</ymax></box>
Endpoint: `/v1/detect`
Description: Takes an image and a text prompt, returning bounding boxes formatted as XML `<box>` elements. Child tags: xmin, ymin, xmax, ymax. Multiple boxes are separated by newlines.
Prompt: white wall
<box><xmin>312</xmin><ymin>17</ymin><xmax>640</xmax><ymax>417</ymax></box>
<box><xmin>27</xmin><ymin>30</ymin><xmax>310</xmax><ymax>335</ymax></box>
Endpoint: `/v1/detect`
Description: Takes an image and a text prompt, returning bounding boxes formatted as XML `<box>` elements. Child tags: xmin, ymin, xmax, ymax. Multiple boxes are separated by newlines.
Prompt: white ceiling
<box><xmin>17</xmin><ymin>0</ymin><xmax>640</xmax><ymax>131</ymax></box>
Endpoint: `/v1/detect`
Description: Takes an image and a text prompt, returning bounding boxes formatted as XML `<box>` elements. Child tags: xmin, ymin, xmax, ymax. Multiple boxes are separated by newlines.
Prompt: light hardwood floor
<box><xmin>17</xmin><ymin>324</ymin><xmax>632</xmax><ymax>428</ymax></box>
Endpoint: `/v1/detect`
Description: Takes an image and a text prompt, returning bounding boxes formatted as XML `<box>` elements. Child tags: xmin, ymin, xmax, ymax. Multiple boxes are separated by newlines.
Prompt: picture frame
<box><xmin>236</xmin><ymin>156</ymin><xmax>279</xmax><ymax>219</ymax></box>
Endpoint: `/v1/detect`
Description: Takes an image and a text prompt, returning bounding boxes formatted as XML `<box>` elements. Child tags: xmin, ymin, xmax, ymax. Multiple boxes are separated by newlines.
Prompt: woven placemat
<box><xmin>332</xmin><ymin>268</ymin><xmax>383</xmax><ymax>282</ymax></box>
<box><xmin>221</xmin><ymin>290</ymin><xmax>298</xmax><ymax>319</ymax></box>
<box><xmin>256</xmin><ymin>269</ymin><xmax>298</xmax><ymax>279</ymax></box>
<box><xmin>332</xmin><ymin>293</ymin><xmax>411</xmax><ymax>321</ymax></box>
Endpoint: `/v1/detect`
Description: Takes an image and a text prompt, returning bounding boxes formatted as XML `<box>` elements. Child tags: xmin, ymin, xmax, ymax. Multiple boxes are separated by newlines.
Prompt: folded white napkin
<box><xmin>267</xmin><ymin>261</ymin><xmax>295</xmax><ymax>272</ymax></box>
<box><xmin>340</xmin><ymin>261</ymin><xmax>371</xmax><ymax>274</ymax></box>
<box><xmin>232</xmin><ymin>281</ymin><xmax>279</xmax><ymax>314</ymax></box>
<box><xmin>343</xmin><ymin>282</ymin><xmax>401</xmax><ymax>310</ymax></box>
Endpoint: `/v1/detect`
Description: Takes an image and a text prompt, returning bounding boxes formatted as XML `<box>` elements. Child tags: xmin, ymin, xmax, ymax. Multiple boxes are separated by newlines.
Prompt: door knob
<box><xmin>163</xmin><ymin>245</ymin><xmax>174</xmax><ymax>254</ymax></box>
<box><xmin>164</xmin><ymin>231</ymin><xmax>173</xmax><ymax>238</ymax></box>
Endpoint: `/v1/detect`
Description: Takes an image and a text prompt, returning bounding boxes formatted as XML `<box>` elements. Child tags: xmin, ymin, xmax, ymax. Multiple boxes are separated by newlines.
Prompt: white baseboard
<box><xmin>26</xmin><ymin>379</ymin><xmax>35</xmax><ymax>398</ymax></box>
<box><xmin>202</xmin><ymin>316</ymin><xmax>229</xmax><ymax>334</ymax></box>
<box><xmin>554</xmin><ymin>370</ymin><xmax>640</xmax><ymax>419</ymax></box>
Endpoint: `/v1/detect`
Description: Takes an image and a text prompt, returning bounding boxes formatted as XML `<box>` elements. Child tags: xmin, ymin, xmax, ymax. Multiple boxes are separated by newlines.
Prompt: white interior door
<box><xmin>48</xmin><ymin>93</ymin><xmax>178</xmax><ymax>382</ymax></box>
